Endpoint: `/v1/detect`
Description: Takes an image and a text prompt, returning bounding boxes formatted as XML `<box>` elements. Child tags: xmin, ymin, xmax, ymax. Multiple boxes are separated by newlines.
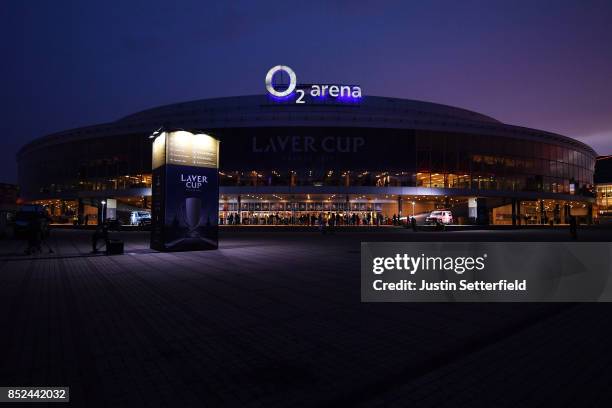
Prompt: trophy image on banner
<box><xmin>164</xmin><ymin>196</ymin><xmax>216</xmax><ymax>249</ymax></box>
<box><xmin>184</xmin><ymin>197</ymin><xmax>203</xmax><ymax>238</ymax></box>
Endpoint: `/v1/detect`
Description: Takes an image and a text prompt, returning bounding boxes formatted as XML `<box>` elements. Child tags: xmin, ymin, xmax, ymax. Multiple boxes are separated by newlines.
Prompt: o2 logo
<box><xmin>265</xmin><ymin>65</ymin><xmax>297</xmax><ymax>97</ymax></box>
<box><xmin>265</xmin><ymin>65</ymin><xmax>362</xmax><ymax>104</ymax></box>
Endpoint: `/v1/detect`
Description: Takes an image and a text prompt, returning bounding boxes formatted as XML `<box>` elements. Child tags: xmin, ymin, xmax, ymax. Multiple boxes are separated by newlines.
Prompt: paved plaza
<box><xmin>0</xmin><ymin>228</ymin><xmax>611</xmax><ymax>407</ymax></box>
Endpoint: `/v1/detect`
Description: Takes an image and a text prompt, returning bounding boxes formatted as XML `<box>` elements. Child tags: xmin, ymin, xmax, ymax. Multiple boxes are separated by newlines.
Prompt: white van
<box><xmin>130</xmin><ymin>211</ymin><xmax>151</xmax><ymax>226</ymax></box>
<box><xmin>425</xmin><ymin>210</ymin><xmax>453</xmax><ymax>225</ymax></box>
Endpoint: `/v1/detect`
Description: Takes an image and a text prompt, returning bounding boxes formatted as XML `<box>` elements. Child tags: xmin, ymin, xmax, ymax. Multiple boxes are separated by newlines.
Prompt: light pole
<box><xmin>101</xmin><ymin>200</ymin><xmax>106</xmax><ymax>224</ymax></box>
<box><xmin>412</xmin><ymin>201</ymin><xmax>416</xmax><ymax>217</ymax></box>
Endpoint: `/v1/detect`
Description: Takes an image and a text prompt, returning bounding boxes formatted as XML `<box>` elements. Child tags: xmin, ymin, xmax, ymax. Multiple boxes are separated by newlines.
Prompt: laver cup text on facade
<box><xmin>150</xmin><ymin>130</ymin><xmax>220</xmax><ymax>251</ymax></box>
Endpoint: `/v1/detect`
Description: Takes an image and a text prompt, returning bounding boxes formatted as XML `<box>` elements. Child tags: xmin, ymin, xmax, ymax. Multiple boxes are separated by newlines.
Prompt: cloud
<box><xmin>576</xmin><ymin>131</ymin><xmax>612</xmax><ymax>156</ymax></box>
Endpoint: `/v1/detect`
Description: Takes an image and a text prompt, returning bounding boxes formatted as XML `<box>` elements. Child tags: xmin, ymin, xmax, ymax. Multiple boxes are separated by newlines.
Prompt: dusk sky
<box><xmin>1</xmin><ymin>0</ymin><xmax>611</xmax><ymax>183</ymax></box>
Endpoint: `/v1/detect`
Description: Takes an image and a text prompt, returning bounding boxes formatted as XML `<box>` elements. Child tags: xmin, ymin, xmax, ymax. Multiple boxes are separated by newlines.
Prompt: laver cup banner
<box><xmin>151</xmin><ymin>130</ymin><xmax>220</xmax><ymax>251</ymax></box>
<box><xmin>361</xmin><ymin>242</ymin><xmax>612</xmax><ymax>302</ymax></box>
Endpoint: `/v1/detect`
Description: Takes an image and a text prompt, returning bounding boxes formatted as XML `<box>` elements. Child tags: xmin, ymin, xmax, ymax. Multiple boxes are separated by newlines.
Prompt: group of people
<box><xmin>219</xmin><ymin>212</ymin><xmax>391</xmax><ymax>226</ymax></box>
<box><xmin>221</xmin><ymin>213</ymin><xmax>241</xmax><ymax>225</ymax></box>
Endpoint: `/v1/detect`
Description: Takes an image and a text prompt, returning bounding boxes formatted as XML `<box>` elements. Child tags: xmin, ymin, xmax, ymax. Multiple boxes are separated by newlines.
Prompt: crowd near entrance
<box><xmin>219</xmin><ymin>195</ymin><xmax>463</xmax><ymax>226</ymax></box>
<box><xmin>221</xmin><ymin>211</ymin><xmax>386</xmax><ymax>226</ymax></box>
<box><xmin>219</xmin><ymin>200</ymin><xmax>389</xmax><ymax>225</ymax></box>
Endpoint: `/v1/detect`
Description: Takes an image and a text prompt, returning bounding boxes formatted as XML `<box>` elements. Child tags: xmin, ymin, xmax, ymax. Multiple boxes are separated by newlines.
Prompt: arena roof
<box><xmin>18</xmin><ymin>95</ymin><xmax>597</xmax><ymax>158</ymax></box>
<box><xmin>118</xmin><ymin>95</ymin><xmax>501</xmax><ymax>125</ymax></box>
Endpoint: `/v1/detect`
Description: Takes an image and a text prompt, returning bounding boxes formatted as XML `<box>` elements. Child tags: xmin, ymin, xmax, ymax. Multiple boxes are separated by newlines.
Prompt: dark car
<box><xmin>14</xmin><ymin>206</ymin><xmax>51</xmax><ymax>239</ymax></box>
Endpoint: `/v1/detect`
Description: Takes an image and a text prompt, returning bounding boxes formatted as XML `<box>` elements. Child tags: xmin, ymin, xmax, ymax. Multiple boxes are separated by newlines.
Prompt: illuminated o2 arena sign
<box><xmin>265</xmin><ymin>65</ymin><xmax>362</xmax><ymax>104</ymax></box>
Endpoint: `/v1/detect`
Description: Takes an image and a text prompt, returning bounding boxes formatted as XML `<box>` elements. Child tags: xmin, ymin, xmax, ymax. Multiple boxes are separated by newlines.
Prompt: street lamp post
<box><xmin>101</xmin><ymin>200</ymin><xmax>106</xmax><ymax>224</ymax></box>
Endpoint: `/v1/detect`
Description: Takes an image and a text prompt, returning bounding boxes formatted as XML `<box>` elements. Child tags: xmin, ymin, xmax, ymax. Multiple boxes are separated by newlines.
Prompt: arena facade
<box><xmin>17</xmin><ymin>93</ymin><xmax>597</xmax><ymax>226</ymax></box>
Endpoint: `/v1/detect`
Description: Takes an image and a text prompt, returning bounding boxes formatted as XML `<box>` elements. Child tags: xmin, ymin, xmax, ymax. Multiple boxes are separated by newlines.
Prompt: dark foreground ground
<box><xmin>0</xmin><ymin>227</ymin><xmax>611</xmax><ymax>407</ymax></box>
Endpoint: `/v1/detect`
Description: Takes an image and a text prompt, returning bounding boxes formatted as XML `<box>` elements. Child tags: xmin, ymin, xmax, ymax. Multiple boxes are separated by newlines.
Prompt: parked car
<box><xmin>130</xmin><ymin>211</ymin><xmax>151</xmax><ymax>226</ymax></box>
<box><xmin>0</xmin><ymin>210</ymin><xmax>16</xmax><ymax>238</ymax></box>
<box><xmin>425</xmin><ymin>210</ymin><xmax>453</xmax><ymax>225</ymax></box>
<box><xmin>14</xmin><ymin>206</ymin><xmax>51</xmax><ymax>238</ymax></box>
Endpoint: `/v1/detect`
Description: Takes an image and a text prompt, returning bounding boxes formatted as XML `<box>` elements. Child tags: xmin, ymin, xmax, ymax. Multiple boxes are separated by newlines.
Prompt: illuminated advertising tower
<box><xmin>150</xmin><ymin>130</ymin><xmax>220</xmax><ymax>251</ymax></box>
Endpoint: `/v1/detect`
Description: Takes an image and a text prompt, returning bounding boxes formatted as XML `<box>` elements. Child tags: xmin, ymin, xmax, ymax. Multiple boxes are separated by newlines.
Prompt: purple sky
<box><xmin>1</xmin><ymin>0</ymin><xmax>611</xmax><ymax>183</ymax></box>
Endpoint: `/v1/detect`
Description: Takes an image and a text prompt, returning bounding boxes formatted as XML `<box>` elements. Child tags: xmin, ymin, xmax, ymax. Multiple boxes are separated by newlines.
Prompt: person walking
<box><xmin>24</xmin><ymin>216</ymin><xmax>41</xmax><ymax>255</ymax></box>
<box><xmin>569</xmin><ymin>215</ymin><xmax>578</xmax><ymax>240</ymax></box>
<box><xmin>38</xmin><ymin>215</ymin><xmax>54</xmax><ymax>254</ymax></box>
<box><xmin>92</xmin><ymin>222</ymin><xmax>109</xmax><ymax>253</ymax></box>
<box><xmin>410</xmin><ymin>216</ymin><xmax>417</xmax><ymax>232</ymax></box>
